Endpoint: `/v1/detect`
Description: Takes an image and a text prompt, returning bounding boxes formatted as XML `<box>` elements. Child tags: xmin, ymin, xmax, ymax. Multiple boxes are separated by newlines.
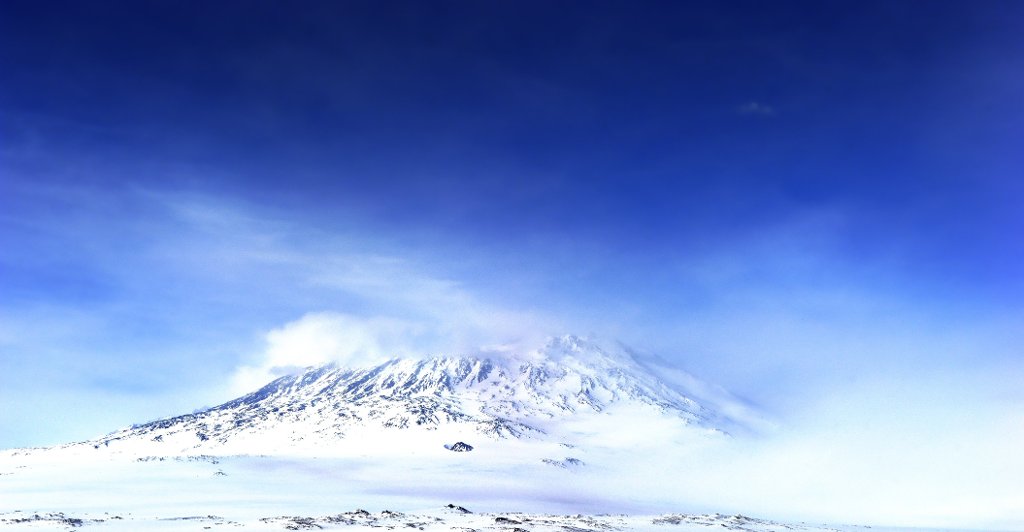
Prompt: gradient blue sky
<box><xmin>1</xmin><ymin>1</ymin><xmax>1023</xmax><ymax>526</ymax></box>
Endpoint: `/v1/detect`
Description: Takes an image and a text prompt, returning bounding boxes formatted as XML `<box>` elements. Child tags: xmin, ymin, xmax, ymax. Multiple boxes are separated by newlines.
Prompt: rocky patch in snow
<box><xmin>445</xmin><ymin>441</ymin><xmax>474</xmax><ymax>452</ymax></box>
<box><xmin>541</xmin><ymin>456</ymin><xmax>585</xmax><ymax>468</ymax></box>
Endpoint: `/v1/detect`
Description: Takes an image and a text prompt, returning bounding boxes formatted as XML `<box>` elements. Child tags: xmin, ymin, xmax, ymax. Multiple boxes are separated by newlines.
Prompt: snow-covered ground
<box><xmin>0</xmin><ymin>507</ymin><xmax>879</xmax><ymax>532</ymax></box>
<box><xmin>0</xmin><ymin>450</ymin><xmax>988</xmax><ymax>532</ymax></box>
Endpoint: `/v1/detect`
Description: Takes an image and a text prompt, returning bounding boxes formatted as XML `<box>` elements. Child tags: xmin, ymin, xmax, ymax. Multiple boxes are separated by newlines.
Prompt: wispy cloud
<box><xmin>230</xmin><ymin>313</ymin><xmax>425</xmax><ymax>394</ymax></box>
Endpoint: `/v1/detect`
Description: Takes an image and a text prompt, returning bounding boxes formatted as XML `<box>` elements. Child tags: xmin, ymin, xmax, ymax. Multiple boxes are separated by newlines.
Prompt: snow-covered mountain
<box><xmin>70</xmin><ymin>335</ymin><xmax>740</xmax><ymax>457</ymax></box>
<box><xmin>0</xmin><ymin>336</ymin><xmax>785</xmax><ymax>529</ymax></box>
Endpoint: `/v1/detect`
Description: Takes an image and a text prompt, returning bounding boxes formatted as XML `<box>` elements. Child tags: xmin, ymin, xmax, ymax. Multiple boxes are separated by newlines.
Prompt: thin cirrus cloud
<box><xmin>736</xmin><ymin>101</ymin><xmax>776</xmax><ymax>116</ymax></box>
<box><xmin>1</xmin><ymin>183</ymin><xmax>563</xmax><ymax>405</ymax></box>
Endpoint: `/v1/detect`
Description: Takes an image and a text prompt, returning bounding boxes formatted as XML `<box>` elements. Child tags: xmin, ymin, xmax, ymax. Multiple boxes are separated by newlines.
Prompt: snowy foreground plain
<box><xmin>0</xmin><ymin>449</ymin><xmax>976</xmax><ymax>532</ymax></box>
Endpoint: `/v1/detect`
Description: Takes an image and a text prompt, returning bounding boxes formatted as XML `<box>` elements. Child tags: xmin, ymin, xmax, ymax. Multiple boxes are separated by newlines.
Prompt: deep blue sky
<box><xmin>1</xmin><ymin>2</ymin><xmax>1023</xmax><ymax>526</ymax></box>
<box><xmin>4</xmin><ymin>1</ymin><xmax>1022</xmax><ymax>297</ymax></box>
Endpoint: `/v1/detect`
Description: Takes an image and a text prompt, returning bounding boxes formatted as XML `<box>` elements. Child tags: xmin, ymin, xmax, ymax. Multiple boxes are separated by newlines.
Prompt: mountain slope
<box><xmin>76</xmin><ymin>336</ymin><xmax>735</xmax><ymax>457</ymax></box>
